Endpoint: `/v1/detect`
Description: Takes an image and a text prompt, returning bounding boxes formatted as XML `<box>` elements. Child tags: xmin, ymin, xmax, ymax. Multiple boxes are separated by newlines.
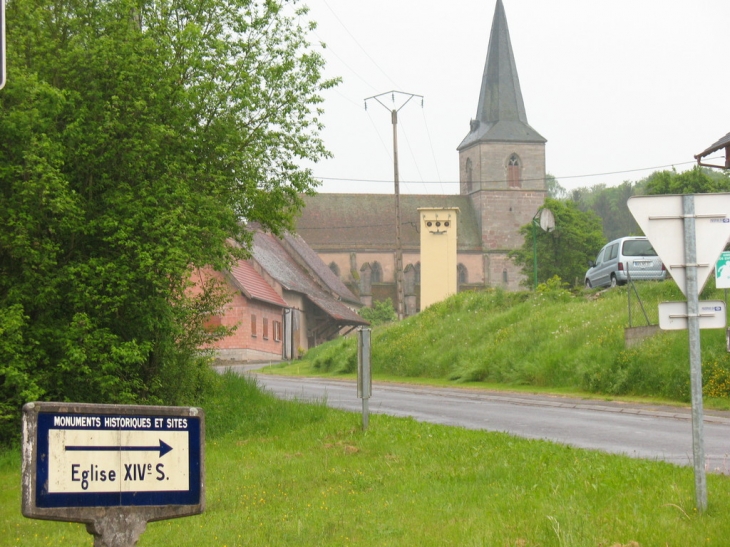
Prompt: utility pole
<box><xmin>365</xmin><ymin>91</ymin><xmax>423</xmax><ymax>320</ymax></box>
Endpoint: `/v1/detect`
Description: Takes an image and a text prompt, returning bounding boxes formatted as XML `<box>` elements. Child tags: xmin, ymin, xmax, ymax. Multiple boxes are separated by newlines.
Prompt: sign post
<box><xmin>357</xmin><ymin>328</ymin><xmax>372</xmax><ymax>430</ymax></box>
<box><xmin>681</xmin><ymin>194</ymin><xmax>708</xmax><ymax>513</ymax></box>
<box><xmin>628</xmin><ymin>193</ymin><xmax>730</xmax><ymax>513</ymax></box>
<box><xmin>22</xmin><ymin>402</ymin><xmax>205</xmax><ymax>547</ymax></box>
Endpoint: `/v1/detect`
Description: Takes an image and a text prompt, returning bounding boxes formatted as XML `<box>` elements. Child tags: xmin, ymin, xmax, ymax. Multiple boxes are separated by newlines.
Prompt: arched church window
<box><xmin>458</xmin><ymin>263</ymin><xmax>468</xmax><ymax>284</ymax></box>
<box><xmin>502</xmin><ymin>269</ymin><xmax>509</xmax><ymax>285</ymax></box>
<box><xmin>371</xmin><ymin>261</ymin><xmax>383</xmax><ymax>283</ymax></box>
<box><xmin>329</xmin><ymin>262</ymin><xmax>340</xmax><ymax>277</ymax></box>
<box><xmin>466</xmin><ymin>158</ymin><xmax>473</xmax><ymax>193</ymax></box>
<box><xmin>507</xmin><ymin>153</ymin><xmax>522</xmax><ymax>189</ymax></box>
<box><xmin>415</xmin><ymin>262</ymin><xmax>421</xmax><ymax>284</ymax></box>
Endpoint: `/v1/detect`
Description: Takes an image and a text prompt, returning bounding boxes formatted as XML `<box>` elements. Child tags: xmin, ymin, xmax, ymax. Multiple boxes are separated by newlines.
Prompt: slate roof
<box><xmin>282</xmin><ymin>232</ymin><xmax>361</xmax><ymax>306</ymax></box>
<box><xmin>695</xmin><ymin>132</ymin><xmax>730</xmax><ymax>162</ymax></box>
<box><xmin>458</xmin><ymin>0</ymin><xmax>545</xmax><ymax>149</ymax></box>
<box><xmin>227</xmin><ymin>260</ymin><xmax>288</xmax><ymax>308</ymax></box>
<box><xmin>294</xmin><ymin>194</ymin><xmax>483</xmax><ymax>252</ymax></box>
<box><xmin>252</xmin><ymin>231</ymin><xmax>367</xmax><ymax>325</ymax></box>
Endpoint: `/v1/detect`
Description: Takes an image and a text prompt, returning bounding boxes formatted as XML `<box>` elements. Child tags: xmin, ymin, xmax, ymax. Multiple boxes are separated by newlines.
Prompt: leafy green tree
<box><xmin>358</xmin><ymin>298</ymin><xmax>396</xmax><ymax>326</ymax></box>
<box><xmin>545</xmin><ymin>173</ymin><xmax>567</xmax><ymax>200</ymax></box>
<box><xmin>510</xmin><ymin>198</ymin><xmax>606</xmax><ymax>288</ymax></box>
<box><xmin>643</xmin><ymin>166</ymin><xmax>730</xmax><ymax>195</ymax></box>
<box><xmin>570</xmin><ymin>181</ymin><xmax>641</xmax><ymax>240</ymax></box>
<box><xmin>0</xmin><ymin>0</ymin><xmax>334</xmax><ymax>444</ymax></box>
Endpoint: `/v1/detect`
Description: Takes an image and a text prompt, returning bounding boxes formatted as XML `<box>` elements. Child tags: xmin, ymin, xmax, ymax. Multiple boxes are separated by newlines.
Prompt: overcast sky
<box><xmin>298</xmin><ymin>0</ymin><xmax>730</xmax><ymax>195</ymax></box>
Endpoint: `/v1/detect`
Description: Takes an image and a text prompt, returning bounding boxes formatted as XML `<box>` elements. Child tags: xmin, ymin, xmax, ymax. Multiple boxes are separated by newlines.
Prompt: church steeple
<box><xmin>458</xmin><ymin>0</ymin><xmax>545</xmax><ymax>149</ymax></box>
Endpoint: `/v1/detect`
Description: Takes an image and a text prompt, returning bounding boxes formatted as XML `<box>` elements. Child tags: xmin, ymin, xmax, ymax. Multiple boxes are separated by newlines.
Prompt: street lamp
<box><xmin>532</xmin><ymin>207</ymin><xmax>555</xmax><ymax>289</ymax></box>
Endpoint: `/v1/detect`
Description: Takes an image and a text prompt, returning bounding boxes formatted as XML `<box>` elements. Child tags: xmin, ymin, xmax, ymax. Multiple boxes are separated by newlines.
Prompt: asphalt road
<box><xmin>220</xmin><ymin>365</ymin><xmax>730</xmax><ymax>473</ymax></box>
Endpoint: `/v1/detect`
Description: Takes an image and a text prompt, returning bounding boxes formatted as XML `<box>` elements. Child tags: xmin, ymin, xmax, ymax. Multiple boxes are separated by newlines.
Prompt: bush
<box><xmin>358</xmin><ymin>298</ymin><xmax>397</xmax><ymax>326</ymax></box>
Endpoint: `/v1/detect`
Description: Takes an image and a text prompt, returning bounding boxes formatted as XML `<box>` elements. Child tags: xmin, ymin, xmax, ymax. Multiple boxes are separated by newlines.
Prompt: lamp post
<box><xmin>532</xmin><ymin>207</ymin><xmax>555</xmax><ymax>289</ymax></box>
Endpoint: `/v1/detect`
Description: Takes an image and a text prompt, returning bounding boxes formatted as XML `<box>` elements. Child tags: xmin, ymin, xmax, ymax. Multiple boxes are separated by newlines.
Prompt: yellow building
<box><xmin>419</xmin><ymin>208</ymin><xmax>459</xmax><ymax>309</ymax></box>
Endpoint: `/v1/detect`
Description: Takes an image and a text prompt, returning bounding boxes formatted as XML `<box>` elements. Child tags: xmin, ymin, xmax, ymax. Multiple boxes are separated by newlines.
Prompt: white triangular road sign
<box><xmin>627</xmin><ymin>194</ymin><xmax>730</xmax><ymax>297</ymax></box>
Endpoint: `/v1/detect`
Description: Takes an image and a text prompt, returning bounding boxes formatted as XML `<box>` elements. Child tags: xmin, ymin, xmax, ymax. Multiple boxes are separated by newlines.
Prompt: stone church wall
<box><xmin>473</xmin><ymin>190</ymin><xmax>546</xmax><ymax>250</ymax></box>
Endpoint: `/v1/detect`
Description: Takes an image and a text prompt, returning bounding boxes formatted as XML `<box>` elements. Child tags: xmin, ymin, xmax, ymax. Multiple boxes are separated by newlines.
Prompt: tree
<box><xmin>569</xmin><ymin>181</ymin><xmax>641</xmax><ymax>240</ymax></box>
<box><xmin>358</xmin><ymin>298</ymin><xmax>396</xmax><ymax>326</ymax></box>
<box><xmin>643</xmin><ymin>166</ymin><xmax>730</xmax><ymax>195</ymax></box>
<box><xmin>0</xmin><ymin>0</ymin><xmax>334</xmax><ymax>444</ymax></box>
<box><xmin>510</xmin><ymin>198</ymin><xmax>606</xmax><ymax>288</ymax></box>
<box><xmin>545</xmin><ymin>173</ymin><xmax>567</xmax><ymax>200</ymax></box>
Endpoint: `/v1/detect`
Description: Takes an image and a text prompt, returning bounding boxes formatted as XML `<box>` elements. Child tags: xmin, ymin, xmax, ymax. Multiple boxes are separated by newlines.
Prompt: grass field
<box><xmin>279</xmin><ymin>281</ymin><xmax>730</xmax><ymax>408</ymax></box>
<box><xmin>2</xmin><ymin>373</ymin><xmax>730</xmax><ymax>547</ymax></box>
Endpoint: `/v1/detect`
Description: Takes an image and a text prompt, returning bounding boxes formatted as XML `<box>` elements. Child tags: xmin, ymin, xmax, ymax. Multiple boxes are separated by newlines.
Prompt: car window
<box><xmin>595</xmin><ymin>249</ymin><xmax>606</xmax><ymax>265</ymax></box>
<box><xmin>607</xmin><ymin>243</ymin><xmax>618</xmax><ymax>260</ymax></box>
<box><xmin>622</xmin><ymin>239</ymin><xmax>657</xmax><ymax>257</ymax></box>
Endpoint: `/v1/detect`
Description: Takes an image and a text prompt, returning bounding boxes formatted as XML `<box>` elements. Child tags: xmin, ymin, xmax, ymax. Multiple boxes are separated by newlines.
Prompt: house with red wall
<box><xmin>196</xmin><ymin>229</ymin><xmax>368</xmax><ymax>363</ymax></box>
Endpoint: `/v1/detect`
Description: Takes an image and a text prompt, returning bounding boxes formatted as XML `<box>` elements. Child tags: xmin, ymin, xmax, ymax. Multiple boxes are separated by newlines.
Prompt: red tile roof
<box><xmin>228</xmin><ymin>260</ymin><xmax>288</xmax><ymax>308</ymax></box>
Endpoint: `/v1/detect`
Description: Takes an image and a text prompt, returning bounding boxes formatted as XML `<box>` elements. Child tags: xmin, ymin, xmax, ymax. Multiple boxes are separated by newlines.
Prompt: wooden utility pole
<box><xmin>365</xmin><ymin>91</ymin><xmax>423</xmax><ymax>320</ymax></box>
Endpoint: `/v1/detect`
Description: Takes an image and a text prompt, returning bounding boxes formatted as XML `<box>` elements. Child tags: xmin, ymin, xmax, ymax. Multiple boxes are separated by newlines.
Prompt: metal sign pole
<box><xmin>683</xmin><ymin>194</ymin><xmax>707</xmax><ymax>512</ymax></box>
<box><xmin>357</xmin><ymin>328</ymin><xmax>372</xmax><ymax>430</ymax></box>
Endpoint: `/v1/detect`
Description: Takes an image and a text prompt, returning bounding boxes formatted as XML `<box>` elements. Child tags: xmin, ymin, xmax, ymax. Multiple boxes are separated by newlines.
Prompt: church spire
<box><xmin>458</xmin><ymin>0</ymin><xmax>545</xmax><ymax>149</ymax></box>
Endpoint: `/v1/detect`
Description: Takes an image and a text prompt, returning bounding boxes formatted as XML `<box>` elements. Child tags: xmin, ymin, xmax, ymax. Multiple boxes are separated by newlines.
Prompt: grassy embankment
<box><xmin>272</xmin><ymin>280</ymin><xmax>730</xmax><ymax>407</ymax></box>
<box><xmin>2</xmin><ymin>372</ymin><xmax>730</xmax><ymax>546</ymax></box>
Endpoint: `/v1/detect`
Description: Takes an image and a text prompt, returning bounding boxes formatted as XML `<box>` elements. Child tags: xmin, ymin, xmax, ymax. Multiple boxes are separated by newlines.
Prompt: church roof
<box><xmin>458</xmin><ymin>0</ymin><xmax>545</xmax><ymax>149</ymax></box>
<box><xmin>295</xmin><ymin>193</ymin><xmax>483</xmax><ymax>252</ymax></box>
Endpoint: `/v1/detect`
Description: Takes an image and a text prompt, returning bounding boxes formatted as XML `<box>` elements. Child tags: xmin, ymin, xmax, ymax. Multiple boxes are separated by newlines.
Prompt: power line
<box><xmin>313</xmin><ymin>158</ymin><xmax>722</xmax><ymax>186</ymax></box>
<box><xmin>320</xmin><ymin>0</ymin><xmax>401</xmax><ymax>90</ymax></box>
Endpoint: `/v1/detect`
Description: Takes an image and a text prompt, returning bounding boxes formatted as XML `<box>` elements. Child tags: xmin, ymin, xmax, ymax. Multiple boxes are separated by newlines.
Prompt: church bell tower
<box><xmin>457</xmin><ymin>0</ymin><xmax>546</xmax><ymax>290</ymax></box>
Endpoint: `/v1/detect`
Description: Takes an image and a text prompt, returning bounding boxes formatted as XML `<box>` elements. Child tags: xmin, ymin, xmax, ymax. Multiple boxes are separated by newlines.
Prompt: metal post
<box><xmin>357</xmin><ymin>328</ymin><xmax>372</xmax><ymax>430</ymax></box>
<box><xmin>725</xmin><ymin>289</ymin><xmax>730</xmax><ymax>353</ymax></box>
<box><xmin>532</xmin><ymin>218</ymin><xmax>538</xmax><ymax>289</ymax></box>
<box><xmin>683</xmin><ymin>194</ymin><xmax>707</xmax><ymax>512</ymax></box>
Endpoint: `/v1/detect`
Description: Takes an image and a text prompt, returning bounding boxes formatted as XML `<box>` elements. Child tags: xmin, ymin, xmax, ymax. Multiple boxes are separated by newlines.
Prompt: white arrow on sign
<box><xmin>627</xmin><ymin>194</ymin><xmax>730</xmax><ymax>297</ymax></box>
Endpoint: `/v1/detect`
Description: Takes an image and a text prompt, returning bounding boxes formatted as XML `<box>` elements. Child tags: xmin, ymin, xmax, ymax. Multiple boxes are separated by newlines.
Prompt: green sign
<box><xmin>715</xmin><ymin>251</ymin><xmax>730</xmax><ymax>289</ymax></box>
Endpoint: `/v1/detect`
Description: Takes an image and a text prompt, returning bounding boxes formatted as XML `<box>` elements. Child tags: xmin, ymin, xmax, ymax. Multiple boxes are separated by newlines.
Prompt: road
<box><xmin>221</xmin><ymin>365</ymin><xmax>730</xmax><ymax>472</ymax></box>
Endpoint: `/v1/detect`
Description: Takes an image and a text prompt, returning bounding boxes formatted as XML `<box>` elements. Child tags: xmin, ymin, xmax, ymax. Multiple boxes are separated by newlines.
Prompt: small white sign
<box><xmin>716</xmin><ymin>251</ymin><xmax>730</xmax><ymax>290</ymax></box>
<box><xmin>47</xmin><ymin>429</ymin><xmax>190</xmax><ymax>494</ymax></box>
<box><xmin>658</xmin><ymin>301</ymin><xmax>727</xmax><ymax>331</ymax></box>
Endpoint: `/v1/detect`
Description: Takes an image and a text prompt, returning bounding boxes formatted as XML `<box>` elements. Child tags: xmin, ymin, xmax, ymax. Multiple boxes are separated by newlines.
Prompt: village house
<box><xmin>197</xmin><ymin>229</ymin><xmax>367</xmax><ymax>363</ymax></box>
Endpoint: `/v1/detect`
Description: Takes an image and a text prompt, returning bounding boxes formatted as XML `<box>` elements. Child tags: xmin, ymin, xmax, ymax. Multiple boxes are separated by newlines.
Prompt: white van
<box><xmin>584</xmin><ymin>236</ymin><xmax>666</xmax><ymax>288</ymax></box>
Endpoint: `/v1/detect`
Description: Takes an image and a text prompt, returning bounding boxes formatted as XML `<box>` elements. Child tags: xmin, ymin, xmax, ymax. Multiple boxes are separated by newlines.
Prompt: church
<box><xmin>295</xmin><ymin>0</ymin><xmax>547</xmax><ymax>315</ymax></box>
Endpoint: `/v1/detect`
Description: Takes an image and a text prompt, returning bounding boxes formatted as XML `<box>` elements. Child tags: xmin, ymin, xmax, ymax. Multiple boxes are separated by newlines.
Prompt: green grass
<box><xmin>2</xmin><ymin>373</ymin><xmax>730</xmax><ymax>546</ymax></box>
<box><xmin>277</xmin><ymin>281</ymin><xmax>730</xmax><ymax>405</ymax></box>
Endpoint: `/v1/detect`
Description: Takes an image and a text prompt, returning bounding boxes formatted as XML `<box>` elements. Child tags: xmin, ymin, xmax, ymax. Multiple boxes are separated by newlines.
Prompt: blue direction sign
<box><xmin>34</xmin><ymin>411</ymin><xmax>201</xmax><ymax>508</ymax></box>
